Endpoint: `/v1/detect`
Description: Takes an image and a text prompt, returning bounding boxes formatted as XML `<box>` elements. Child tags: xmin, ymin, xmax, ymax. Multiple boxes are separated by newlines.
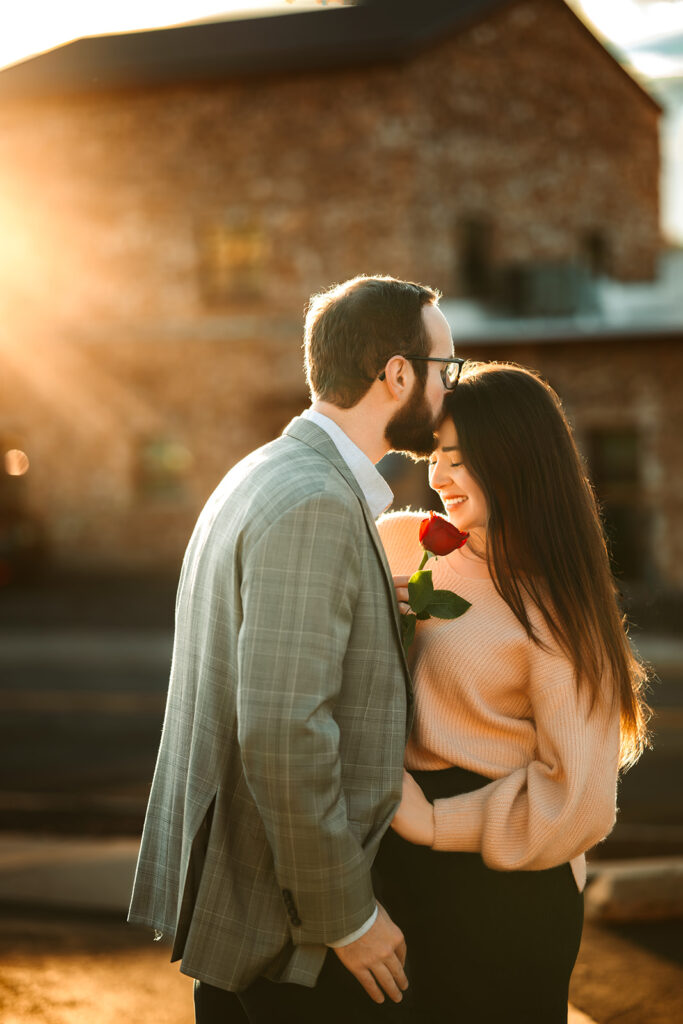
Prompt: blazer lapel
<box><xmin>283</xmin><ymin>417</ymin><xmax>413</xmax><ymax>709</ymax></box>
<box><xmin>283</xmin><ymin>416</ymin><xmax>368</xmax><ymax>507</ymax></box>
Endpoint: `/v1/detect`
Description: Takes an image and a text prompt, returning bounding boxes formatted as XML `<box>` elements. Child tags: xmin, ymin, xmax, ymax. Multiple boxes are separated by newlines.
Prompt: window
<box><xmin>135</xmin><ymin>438</ymin><xmax>193</xmax><ymax>501</ymax></box>
<box><xmin>584</xmin><ymin>426</ymin><xmax>648</xmax><ymax>581</ymax></box>
<box><xmin>197</xmin><ymin>217</ymin><xmax>268</xmax><ymax>305</ymax></box>
<box><xmin>456</xmin><ymin>216</ymin><xmax>493</xmax><ymax>298</ymax></box>
<box><xmin>581</xmin><ymin>230</ymin><xmax>610</xmax><ymax>277</ymax></box>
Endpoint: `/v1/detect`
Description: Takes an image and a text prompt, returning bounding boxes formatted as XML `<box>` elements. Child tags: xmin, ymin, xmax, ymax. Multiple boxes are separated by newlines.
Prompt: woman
<box><xmin>375</xmin><ymin>361</ymin><xmax>650</xmax><ymax>1024</ymax></box>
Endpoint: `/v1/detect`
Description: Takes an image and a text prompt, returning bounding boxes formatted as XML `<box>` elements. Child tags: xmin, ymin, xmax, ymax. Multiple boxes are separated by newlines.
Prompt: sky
<box><xmin>0</xmin><ymin>1</ymin><xmax>338</xmax><ymax>69</ymax></box>
<box><xmin>567</xmin><ymin>0</ymin><xmax>683</xmax><ymax>73</ymax></box>
<box><xmin>2</xmin><ymin>0</ymin><xmax>682</xmax><ymax>238</ymax></box>
<box><xmin>571</xmin><ymin>0</ymin><xmax>683</xmax><ymax>44</ymax></box>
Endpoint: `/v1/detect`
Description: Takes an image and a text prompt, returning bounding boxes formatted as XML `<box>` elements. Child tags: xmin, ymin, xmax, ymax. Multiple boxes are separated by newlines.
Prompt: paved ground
<box><xmin>0</xmin><ymin>909</ymin><xmax>194</xmax><ymax>1024</ymax></box>
<box><xmin>1</xmin><ymin>907</ymin><xmax>681</xmax><ymax>1024</ymax></box>
<box><xmin>571</xmin><ymin>920</ymin><xmax>683</xmax><ymax>1024</ymax></box>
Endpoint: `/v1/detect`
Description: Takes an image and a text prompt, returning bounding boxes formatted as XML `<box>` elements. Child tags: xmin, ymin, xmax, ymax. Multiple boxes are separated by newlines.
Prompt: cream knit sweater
<box><xmin>378</xmin><ymin>511</ymin><xmax>621</xmax><ymax>891</ymax></box>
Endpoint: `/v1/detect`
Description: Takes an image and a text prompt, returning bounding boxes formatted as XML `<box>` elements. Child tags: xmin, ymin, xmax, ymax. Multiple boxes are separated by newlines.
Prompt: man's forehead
<box><xmin>423</xmin><ymin>304</ymin><xmax>455</xmax><ymax>356</ymax></box>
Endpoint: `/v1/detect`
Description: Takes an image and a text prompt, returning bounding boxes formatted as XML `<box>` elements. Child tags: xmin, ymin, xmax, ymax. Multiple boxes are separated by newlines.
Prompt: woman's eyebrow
<box><xmin>442</xmin><ymin>445</ymin><xmax>460</xmax><ymax>452</ymax></box>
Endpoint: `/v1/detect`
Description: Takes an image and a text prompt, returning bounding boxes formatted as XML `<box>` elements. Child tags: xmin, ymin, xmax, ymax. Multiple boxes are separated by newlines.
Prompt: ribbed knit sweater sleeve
<box><xmin>430</xmin><ymin>637</ymin><xmax>620</xmax><ymax>870</ymax></box>
<box><xmin>377</xmin><ymin>510</ymin><xmax>621</xmax><ymax>878</ymax></box>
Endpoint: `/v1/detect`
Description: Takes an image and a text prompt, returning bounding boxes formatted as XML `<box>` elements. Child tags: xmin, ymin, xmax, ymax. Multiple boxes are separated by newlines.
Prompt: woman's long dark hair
<box><xmin>444</xmin><ymin>361</ymin><xmax>651</xmax><ymax>770</ymax></box>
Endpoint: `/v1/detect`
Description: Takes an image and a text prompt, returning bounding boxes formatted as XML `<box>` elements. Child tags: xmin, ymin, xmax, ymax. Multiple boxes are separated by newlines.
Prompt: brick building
<box><xmin>1</xmin><ymin>0</ymin><xmax>677</xmax><ymax>594</ymax></box>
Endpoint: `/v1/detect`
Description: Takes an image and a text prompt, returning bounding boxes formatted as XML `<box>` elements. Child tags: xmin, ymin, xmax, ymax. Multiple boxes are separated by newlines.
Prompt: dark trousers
<box><xmin>195</xmin><ymin>946</ymin><xmax>416</xmax><ymax>1024</ymax></box>
<box><xmin>196</xmin><ymin>765</ymin><xmax>583</xmax><ymax>1023</ymax></box>
<box><xmin>372</xmin><ymin>765</ymin><xmax>585</xmax><ymax>1024</ymax></box>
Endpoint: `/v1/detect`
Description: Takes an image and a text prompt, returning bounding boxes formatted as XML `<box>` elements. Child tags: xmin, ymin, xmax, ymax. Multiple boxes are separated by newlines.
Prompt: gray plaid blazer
<box><xmin>128</xmin><ymin>417</ymin><xmax>413</xmax><ymax>992</ymax></box>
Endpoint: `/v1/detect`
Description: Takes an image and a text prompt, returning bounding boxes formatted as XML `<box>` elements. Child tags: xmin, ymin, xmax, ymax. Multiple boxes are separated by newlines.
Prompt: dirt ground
<box><xmin>0</xmin><ymin>910</ymin><xmax>681</xmax><ymax>1024</ymax></box>
<box><xmin>570</xmin><ymin>919</ymin><xmax>683</xmax><ymax>1024</ymax></box>
<box><xmin>0</xmin><ymin>911</ymin><xmax>193</xmax><ymax>1024</ymax></box>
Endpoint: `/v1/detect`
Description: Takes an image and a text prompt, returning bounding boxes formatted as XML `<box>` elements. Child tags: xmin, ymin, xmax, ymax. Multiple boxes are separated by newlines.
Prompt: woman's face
<box><xmin>428</xmin><ymin>418</ymin><xmax>488</xmax><ymax>533</ymax></box>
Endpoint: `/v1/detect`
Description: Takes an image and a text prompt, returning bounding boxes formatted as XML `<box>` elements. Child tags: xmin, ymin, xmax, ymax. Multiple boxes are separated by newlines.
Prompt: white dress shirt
<box><xmin>301</xmin><ymin>408</ymin><xmax>393</xmax><ymax>520</ymax></box>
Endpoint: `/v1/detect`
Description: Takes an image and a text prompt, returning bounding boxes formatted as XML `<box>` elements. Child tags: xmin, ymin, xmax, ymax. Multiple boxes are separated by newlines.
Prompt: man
<box><xmin>128</xmin><ymin>275</ymin><xmax>459</xmax><ymax>1022</ymax></box>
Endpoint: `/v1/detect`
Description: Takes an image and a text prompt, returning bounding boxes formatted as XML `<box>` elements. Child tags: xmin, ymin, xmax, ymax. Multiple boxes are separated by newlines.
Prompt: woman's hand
<box><xmin>393</xmin><ymin>575</ymin><xmax>411</xmax><ymax>615</ymax></box>
<box><xmin>391</xmin><ymin>770</ymin><xmax>435</xmax><ymax>847</ymax></box>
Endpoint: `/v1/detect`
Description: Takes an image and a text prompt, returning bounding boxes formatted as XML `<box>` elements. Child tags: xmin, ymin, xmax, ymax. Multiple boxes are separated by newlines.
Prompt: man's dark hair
<box><xmin>304</xmin><ymin>275</ymin><xmax>440</xmax><ymax>409</ymax></box>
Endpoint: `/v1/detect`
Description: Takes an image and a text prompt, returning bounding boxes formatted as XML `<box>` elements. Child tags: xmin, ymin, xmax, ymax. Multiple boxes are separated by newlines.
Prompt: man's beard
<box><xmin>385</xmin><ymin>377</ymin><xmax>438</xmax><ymax>458</ymax></box>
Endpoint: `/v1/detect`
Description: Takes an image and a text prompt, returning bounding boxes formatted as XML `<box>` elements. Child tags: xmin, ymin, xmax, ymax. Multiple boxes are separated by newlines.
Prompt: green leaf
<box><xmin>425</xmin><ymin>589</ymin><xmax>472</xmax><ymax>619</ymax></box>
<box><xmin>401</xmin><ymin>612</ymin><xmax>416</xmax><ymax>650</ymax></box>
<box><xmin>408</xmin><ymin>569</ymin><xmax>434</xmax><ymax>614</ymax></box>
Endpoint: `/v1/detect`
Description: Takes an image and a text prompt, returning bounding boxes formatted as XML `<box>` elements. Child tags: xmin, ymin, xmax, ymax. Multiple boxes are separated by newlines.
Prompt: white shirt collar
<box><xmin>301</xmin><ymin>408</ymin><xmax>393</xmax><ymax>520</ymax></box>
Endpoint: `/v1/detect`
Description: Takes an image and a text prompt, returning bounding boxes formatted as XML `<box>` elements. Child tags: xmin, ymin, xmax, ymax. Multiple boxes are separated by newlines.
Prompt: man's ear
<box><xmin>382</xmin><ymin>355</ymin><xmax>411</xmax><ymax>399</ymax></box>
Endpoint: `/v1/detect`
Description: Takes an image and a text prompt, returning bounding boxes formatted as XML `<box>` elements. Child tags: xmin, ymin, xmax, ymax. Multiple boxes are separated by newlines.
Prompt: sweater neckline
<box><xmin>440</xmin><ymin>554</ymin><xmax>496</xmax><ymax>585</ymax></box>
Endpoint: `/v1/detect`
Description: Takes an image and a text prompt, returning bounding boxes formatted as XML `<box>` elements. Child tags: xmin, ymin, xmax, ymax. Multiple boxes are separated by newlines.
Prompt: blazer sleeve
<box><xmin>430</xmin><ymin>636</ymin><xmax>621</xmax><ymax>870</ymax></box>
<box><xmin>236</xmin><ymin>487</ymin><xmax>377</xmax><ymax>945</ymax></box>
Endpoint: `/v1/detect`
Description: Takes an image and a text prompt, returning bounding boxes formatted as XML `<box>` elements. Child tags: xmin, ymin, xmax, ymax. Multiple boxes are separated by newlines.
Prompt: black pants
<box><xmin>195</xmin><ymin>766</ymin><xmax>582</xmax><ymax>1023</ymax></box>
<box><xmin>194</xmin><ymin>946</ymin><xmax>415</xmax><ymax>1023</ymax></box>
<box><xmin>372</xmin><ymin>765</ymin><xmax>584</xmax><ymax>1024</ymax></box>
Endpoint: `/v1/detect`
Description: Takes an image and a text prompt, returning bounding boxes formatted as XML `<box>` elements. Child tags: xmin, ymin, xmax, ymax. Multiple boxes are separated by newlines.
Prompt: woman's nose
<box><xmin>429</xmin><ymin>462</ymin><xmax>448</xmax><ymax>490</ymax></box>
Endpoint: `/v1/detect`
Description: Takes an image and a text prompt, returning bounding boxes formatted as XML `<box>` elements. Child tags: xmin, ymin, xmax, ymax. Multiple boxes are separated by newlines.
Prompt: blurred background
<box><xmin>0</xmin><ymin>2</ymin><xmax>681</xmax><ymax>1022</ymax></box>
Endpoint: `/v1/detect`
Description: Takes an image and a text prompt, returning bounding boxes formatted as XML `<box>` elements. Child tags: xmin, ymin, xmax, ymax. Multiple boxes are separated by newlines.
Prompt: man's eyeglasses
<box><xmin>378</xmin><ymin>356</ymin><xmax>465</xmax><ymax>391</ymax></box>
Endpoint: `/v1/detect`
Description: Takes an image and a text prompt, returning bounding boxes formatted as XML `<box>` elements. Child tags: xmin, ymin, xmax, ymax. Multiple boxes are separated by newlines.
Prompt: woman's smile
<box><xmin>442</xmin><ymin>495</ymin><xmax>468</xmax><ymax>510</ymax></box>
<box><xmin>429</xmin><ymin>418</ymin><xmax>487</xmax><ymax>533</ymax></box>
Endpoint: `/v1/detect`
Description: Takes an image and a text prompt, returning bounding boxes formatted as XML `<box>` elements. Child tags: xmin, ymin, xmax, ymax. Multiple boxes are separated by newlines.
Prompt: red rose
<box><xmin>400</xmin><ymin>513</ymin><xmax>472</xmax><ymax>650</ymax></box>
<box><xmin>418</xmin><ymin>511</ymin><xmax>469</xmax><ymax>556</ymax></box>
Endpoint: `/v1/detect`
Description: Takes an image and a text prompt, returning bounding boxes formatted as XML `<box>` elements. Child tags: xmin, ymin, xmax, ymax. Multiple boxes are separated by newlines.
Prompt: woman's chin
<box><xmin>447</xmin><ymin>514</ymin><xmax>467</xmax><ymax>532</ymax></box>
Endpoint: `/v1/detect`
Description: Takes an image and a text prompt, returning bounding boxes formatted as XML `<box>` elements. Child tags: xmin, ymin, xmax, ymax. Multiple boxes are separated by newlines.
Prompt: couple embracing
<box><xmin>129</xmin><ymin>275</ymin><xmax>649</xmax><ymax>1023</ymax></box>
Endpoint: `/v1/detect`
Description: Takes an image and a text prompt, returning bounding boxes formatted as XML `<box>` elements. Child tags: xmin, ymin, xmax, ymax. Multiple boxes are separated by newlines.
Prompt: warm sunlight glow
<box><xmin>0</xmin><ymin>186</ymin><xmax>44</xmax><ymax>324</ymax></box>
<box><xmin>0</xmin><ymin>338</ymin><xmax>165</xmax><ymax>443</ymax></box>
<box><xmin>0</xmin><ymin>1</ymin><xmax>346</xmax><ymax>72</ymax></box>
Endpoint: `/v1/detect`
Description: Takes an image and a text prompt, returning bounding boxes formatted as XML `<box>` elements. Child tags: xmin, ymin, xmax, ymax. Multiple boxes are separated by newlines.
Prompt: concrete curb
<box><xmin>2</xmin><ymin>835</ymin><xmax>682</xmax><ymax>925</ymax></box>
<box><xmin>3</xmin><ymin>834</ymin><xmax>682</xmax><ymax>912</ymax></box>
<box><xmin>0</xmin><ymin>834</ymin><xmax>139</xmax><ymax>915</ymax></box>
<box><xmin>585</xmin><ymin>856</ymin><xmax>683</xmax><ymax>922</ymax></box>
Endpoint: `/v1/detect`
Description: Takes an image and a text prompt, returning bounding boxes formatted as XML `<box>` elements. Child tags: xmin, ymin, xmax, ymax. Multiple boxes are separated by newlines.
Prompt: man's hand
<box><xmin>333</xmin><ymin>903</ymin><xmax>408</xmax><ymax>1004</ymax></box>
<box><xmin>391</xmin><ymin>770</ymin><xmax>435</xmax><ymax>846</ymax></box>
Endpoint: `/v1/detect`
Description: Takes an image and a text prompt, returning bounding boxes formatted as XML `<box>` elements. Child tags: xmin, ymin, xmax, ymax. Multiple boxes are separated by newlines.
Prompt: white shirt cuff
<box><xmin>327</xmin><ymin>905</ymin><xmax>378</xmax><ymax>948</ymax></box>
